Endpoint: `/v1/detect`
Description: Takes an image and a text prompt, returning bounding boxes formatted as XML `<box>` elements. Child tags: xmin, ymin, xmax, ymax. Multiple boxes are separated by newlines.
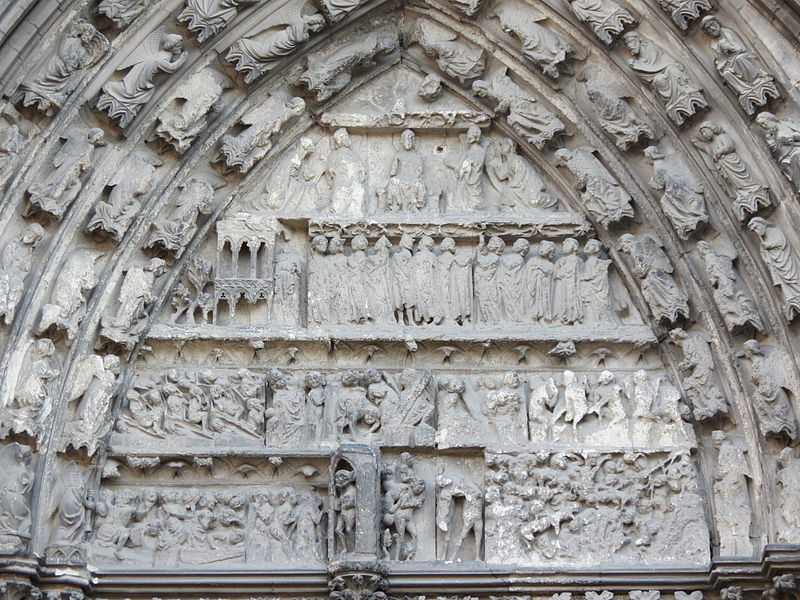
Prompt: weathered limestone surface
<box><xmin>1</xmin><ymin>0</ymin><xmax>800</xmax><ymax>598</ymax></box>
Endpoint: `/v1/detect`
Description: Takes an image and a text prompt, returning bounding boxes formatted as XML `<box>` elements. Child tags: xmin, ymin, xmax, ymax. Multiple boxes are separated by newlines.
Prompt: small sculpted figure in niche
<box><xmin>481</xmin><ymin>371</ymin><xmax>526</xmax><ymax>442</ymax></box>
<box><xmin>644</xmin><ymin>146</ymin><xmax>708</xmax><ymax>239</ymax></box>
<box><xmin>367</xmin><ymin>236</ymin><xmax>395</xmax><ymax>323</ymax></box>
<box><xmin>692</xmin><ymin>121</ymin><xmax>770</xmax><ymax>221</ymax></box>
<box><xmin>528</xmin><ymin>240</ymin><xmax>555</xmax><ymax>323</ymax></box>
<box><xmin>701</xmin><ymin>16</ymin><xmax>779</xmax><ymax>114</ymax></box>
<box><xmin>438</xmin><ymin>376</ymin><xmax>483</xmax><ymax>439</ymax></box>
<box><xmin>563</xmin><ymin>0</ymin><xmax>636</xmax><ymax>45</ymax></box>
<box><xmin>347</xmin><ymin>235</ymin><xmax>371</xmax><ymax>323</ymax></box>
<box><xmin>656</xmin><ymin>0</ymin><xmax>711</xmax><ymax>30</ymax></box>
<box><xmin>4</xmin><ymin>339</ymin><xmax>59</xmax><ymax>441</ymax></box>
<box><xmin>474</xmin><ymin>235</ymin><xmax>504</xmax><ymax>323</ymax></box>
<box><xmin>748</xmin><ymin>217</ymin><xmax>800</xmax><ymax>322</ymax></box>
<box><xmin>304</xmin><ymin>372</ymin><xmax>326</xmax><ymax>441</ymax></box>
<box><xmin>528</xmin><ymin>374</ymin><xmax>558</xmax><ymax>441</ymax></box>
<box><xmin>622</xmin><ymin>31</ymin><xmax>708</xmax><ymax>126</ymax></box>
<box><xmin>221</xmin><ymin>96</ymin><xmax>306</xmax><ymax>175</ymax></box>
<box><xmin>712</xmin><ymin>430</ymin><xmax>753</xmax><ymax>556</ymax></box>
<box><xmin>265</xmin><ymin>370</ymin><xmax>306</xmax><ymax>446</ymax></box>
<box><xmin>696</xmin><ymin>241</ymin><xmax>763</xmax><ymax>332</ymax></box>
<box><xmin>271</xmin><ymin>137</ymin><xmax>320</xmax><ymax>211</ymax></box>
<box><xmin>381</xmin><ymin>453</ymin><xmax>425</xmax><ymax>561</ymax></box>
<box><xmin>0</xmin><ymin>115</ymin><xmax>25</xmax><ymax>188</ymax></box>
<box><xmin>93</xmin><ymin>489</ymin><xmax>142</xmax><ymax>560</ymax></box>
<box><xmin>485</xmin><ymin>138</ymin><xmax>557</xmax><ymax>210</ymax></box>
<box><xmin>756</xmin><ymin>112</ymin><xmax>800</xmax><ymax>193</ymax></box>
<box><xmin>589</xmin><ymin>370</ymin><xmax>627</xmax><ymax>427</ymax></box>
<box><xmin>473</xmin><ymin>69</ymin><xmax>566</xmax><ymax>149</ymax></box>
<box><xmin>325</xmin><ymin>128</ymin><xmax>366</xmax><ymax>215</ymax></box>
<box><xmin>490</xmin><ymin>4</ymin><xmax>576</xmax><ymax>78</ymax></box>
<box><xmin>450</xmin><ymin>125</ymin><xmax>486</xmax><ymax>211</ymax></box>
<box><xmin>581</xmin><ymin>239</ymin><xmax>615</xmax><ymax>323</ymax></box>
<box><xmin>225</xmin><ymin>2</ymin><xmax>326</xmax><ymax>84</ymax></box>
<box><xmin>87</xmin><ymin>151</ymin><xmax>164</xmax><ymax>242</ymax></box>
<box><xmin>307</xmin><ymin>235</ymin><xmax>330</xmax><ymax>325</ymax></box>
<box><xmin>47</xmin><ymin>462</ymin><xmax>95</xmax><ymax>561</ymax></box>
<box><xmin>169</xmin><ymin>257</ymin><xmax>214</xmax><ymax>325</ymax></box>
<box><xmin>17</xmin><ymin>19</ymin><xmax>109</xmax><ymax>116</ymax></box>
<box><xmin>391</xmin><ymin>369</ymin><xmax>435</xmax><ymax>435</ymax></box>
<box><xmin>553</xmin><ymin>238</ymin><xmax>585</xmax><ymax>325</ymax></box>
<box><xmin>436</xmin><ymin>469</ymin><xmax>483</xmax><ymax>561</ymax></box>
<box><xmin>26</xmin><ymin>127</ymin><xmax>105</xmax><ymax>219</ymax></box>
<box><xmin>37</xmin><ymin>248</ymin><xmax>103</xmax><ymax>342</ymax></box>
<box><xmin>412</xmin><ymin>20</ymin><xmax>486</xmax><ymax>84</ymax></box>
<box><xmin>327</xmin><ymin>236</ymin><xmax>350</xmax><ymax>323</ymax></box>
<box><xmin>294</xmin><ymin>33</ymin><xmax>397</xmax><ymax>102</ymax></box>
<box><xmin>776</xmin><ymin>447</ymin><xmax>800</xmax><ymax>542</ymax></box>
<box><xmin>379</xmin><ymin>129</ymin><xmax>427</xmax><ymax>212</ymax></box>
<box><xmin>413</xmin><ymin>236</ymin><xmax>437</xmax><ymax>324</ymax></box>
<box><xmin>100</xmin><ymin>258</ymin><xmax>167</xmax><ymax>350</ymax></box>
<box><xmin>619</xmin><ymin>233</ymin><xmax>689</xmax><ymax>324</ymax></box>
<box><xmin>0</xmin><ymin>223</ymin><xmax>45</xmax><ymax>325</ymax></box>
<box><xmin>333</xmin><ymin>465</ymin><xmax>357</xmax><ymax>554</ymax></box>
<box><xmin>740</xmin><ymin>339</ymin><xmax>798</xmax><ymax>440</ymax></box>
<box><xmin>392</xmin><ymin>234</ymin><xmax>416</xmax><ymax>325</ymax></box>
<box><xmin>582</xmin><ymin>78</ymin><xmax>656</xmax><ymax>150</ymax></box>
<box><xmin>335</xmin><ymin>370</ymin><xmax>380</xmax><ymax>441</ymax></box>
<box><xmin>0</xmin><ymin>443</ymin><xmax>33</xmax><ymax>554</ymax></box>
<box><xmin>500</xmin><ymin>238</ymin><xmax>530</xmax><ymax>323</ymax></box>
<box><xmin>98</xmin><ymin>0</ymin><xmax>149</xmax><ymax>28</ymax></box>
<box><xmin>272</xmin><ymin>248</ymin><xmax>302</xmax><ymax>325</ymax></box>
<box><xmin>97</xmin><ymin>30</ymin><xmax>188</xmax><ymax>128</ymax></box>
<box><xmin>155</xmin><ymin>69</ymin><xmax>233</xmax><ymax>154</ymax></box>
<box><xmin>179</xmin><ymin>0</ymin><xmax>262</xmax><ymax>43</ymax></box>
<box><xmin>669</xmin><ymin>328</ymin><xmax>729</xmax><ymax>421</ymax></box>
<box><xmin>443</xmin><ymin>238</ymin><xmax>474</xmax><ymax>324</ymax></box>
<box><xmin>145</xmin><ymin>178</ymin><xmax>215</xmax><ymax>258</ymax></box>
<box><xmin>558</xmin><ymin>369</ymin><xmax>589</xmax><ymax>442</ymax></box>
<box><xmin>65</xmin><ymin>354</ymin><xmax>121</xmax><ymax>454</ymax></box>
<box><xmin>554</xmin><ymin>147</ymin><xmax>635</xmax><ymax>226</ymax></box>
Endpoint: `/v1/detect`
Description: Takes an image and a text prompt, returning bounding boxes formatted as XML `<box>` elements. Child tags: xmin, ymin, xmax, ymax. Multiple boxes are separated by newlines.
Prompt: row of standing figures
<box><xmin>308</xmin><ymin>234</ymin><xmax>619</xmax><ymax>326</ymax></box>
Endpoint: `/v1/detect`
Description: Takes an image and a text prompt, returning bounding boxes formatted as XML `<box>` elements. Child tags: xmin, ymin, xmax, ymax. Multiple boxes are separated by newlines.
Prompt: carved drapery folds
<box><xmin>179</xmin><ymin>0</ymin><xmax>262</xmax><ymax>43</ymax></box>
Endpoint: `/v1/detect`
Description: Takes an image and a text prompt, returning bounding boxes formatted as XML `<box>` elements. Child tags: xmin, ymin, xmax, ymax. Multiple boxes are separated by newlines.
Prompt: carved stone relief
<box><xmin>179</xmin><ymin>0</ymin><xmax>262</xmax><ymax>43</ymax></box>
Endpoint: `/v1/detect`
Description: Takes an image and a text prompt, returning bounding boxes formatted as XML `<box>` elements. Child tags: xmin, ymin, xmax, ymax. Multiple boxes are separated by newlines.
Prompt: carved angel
<box><xmin>473</xmin><ymin>69</ymin><xmax>565</xmax><ymax>149</ymax></box>
<box><xmin>294</xmin><ymin>33</ymin><xmax>398</xmax><ymax>102</ymax></box>
<box><xmin>179</xmin><ymin>0</ymin><xmax>261</xmax><ymax>43</ymax></box>
<box><xmin>748</xmin><ymin>217</ymin><xmax>800</xmax><ymax>322</ymax></box>
<box><xmin>5</xmin><ymin>338</ymin><xmax>60</xmax><ymax>442</ymax></box>
<box><xmin>100</xmin><ymin>258</ymin><xmax>166</xmax><ymax>350</ymax></box>
<box><xmin>46</xmin><ymin>462</ymin><xmax>93</xmax><ymax>561</ymax></box>
<box><xmin>17</xmin><ymin>19</ymin><xmax>109</xmax><ymax>116</ymax></box>
<box><xmin>622</xmin><ymin>31</ymin><xmax>708</xmax><ymax>126</ymax></box>
<box><xmin>155</xmin><ymin>68</ymin><xmax>232</xmax><ymax>154</ymax></box>
<box><xmin>145</xmin><ymin>176</ymin><xmax>219</xmax><ymax>256</ymax></box>
<box><xmin>755</xmin><ymin>112</ymin><xmax>800</xmax><ymax>193</ymax></box>
<box><xmin>0</xmin><ymin>443</ymin><xmax>33</xmax><ymax>554</ymax></box>
<box><xmin>219</xmin><ymin>95</ymin><xmax>306</xmax><ymax>174</ymax></box>
<box><xmin>412</xmin><ymin>20</ymin><xmax>485</xmax><ymax>84</ymax></box>
<box><xmin>582</xmin><ymin>74</ymin><xmax>656</xmax><ymax>150</ymax></box>
<box><xmin>97</xmin><ymin>29</ymin><xmax>188</xmax><ymax>128</ymax></box>
<box><xmin>87</xmin><ymin>151</ymin><xmax>162</xmax><ymax>242</ymax></box>
<box><xmin>644</xmin><ymin>146</ymin><xmax>708</xmax><ymax>239</ymax></box>
<box><xmin>564</xmin><ymin>0</ymin><xmax>636</xmax><ymax>45</ymax></box>
<box><xmin>37</xmin><ymin>248</ymin><xmax>104</xmax><ymax>342</ymax></box>
<box><xmin>64</xmin><ymin>354</ymin><xmax>122</xmax><ymax>455</ymax></box>
<box><xmin>26</xmin><ymin>126</ymin><xmax>105</xmax><ymax>219</ymax></box>
<box><xmin>0</xmin><ymin>223</ymin><xmax>45</xmax><ymax>325</ymax></box>
<box><xmin>485</xmin><ymin>137</ymin><xmax>556</xmax><ymax>210</ymax></box>
<box><xmin>491</xmin><ymin>4</ymin><xmax>575</xmax><ymax>78</ymax></box>
<box><xmin>225</xmin><ymin>0</ymin><xmax>326</xmax><ymax>84</ymax></box>
<box><xmin>554</xmin><ymin>146</ymin><xmax>634</xmax><ymax>225</ymax></box>
<box><xmin>619</xmin><ymin>233</ymin><xmax>689</xmax><ymax>324</ymax></box>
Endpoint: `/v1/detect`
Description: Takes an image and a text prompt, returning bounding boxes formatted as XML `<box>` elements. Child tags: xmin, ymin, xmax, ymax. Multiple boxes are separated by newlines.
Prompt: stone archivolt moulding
<box><xmin>1</xmin><ymin>0</ymin><xmax>800</xmax><ymax>597</ymax></box>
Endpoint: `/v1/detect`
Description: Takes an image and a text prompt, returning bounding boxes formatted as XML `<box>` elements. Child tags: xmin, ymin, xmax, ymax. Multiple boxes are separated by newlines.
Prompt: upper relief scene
<box><xmin>235</xmin><ymin>67</ymin><xmax>581</xmax><ymax>222</ymax></box>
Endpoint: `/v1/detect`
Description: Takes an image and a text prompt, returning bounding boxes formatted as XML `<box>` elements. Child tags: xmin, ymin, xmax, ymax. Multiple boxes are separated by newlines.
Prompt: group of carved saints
<box><xmin>1</xmin><ymin>0</ymin><xmax>800</xmax><ymax>583</ymax></box>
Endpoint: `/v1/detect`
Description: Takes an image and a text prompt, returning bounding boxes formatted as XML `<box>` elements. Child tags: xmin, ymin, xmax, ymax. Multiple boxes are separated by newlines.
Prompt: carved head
<box><xmin>333</xmin><ymin>128</ymin><xmax>351</xmax><ymax>149</ymax></box>
<box><xmin>32</xmin><ymin>338</ymin><xmax>55</xmax><ymax>359</ymax></box>
<box><xmin>147</xmin><ymin>257</ymin><xmax>167</xmax><ymax>277</ymax></box>
<box><xmin>512</xmin><ymin>238</ymin><xmax>530</xmax><ymax>256</ymax></box>
<box><xmin>711</xmin><ymin>429</ymin><xmax>727</xmax><ymax>447</ymax></box>
<box><xmin>334</xmin><ymin>469</ymin><xmax>354</xmax><ymax>488</ymax></box>
<box><xmin>622</xmin><ymin>31</ymin><xmax>642</xmax><ymax>55</ymax></box>
<box><xmin>401</xmin><ymin>129</ymin><xmax>416</xmax><ymax>150</ymax></box>
<box><xmin>23</xmin><ymin>223</ymin><xmax>45</xmax><ymax>245</ymax></box>
<box><xmin>87</xmin><ymin>127</ymin><xmax>106</xmax><ymax>146</ymax></box>
<box><xmin>399</xmin><ymin>233</ymin><xmax>414</xmax><ymax>251</ymax></box>
<box><xmin>697</xmin><ymin>120</ymin><xmax>722</xmax><ymax>141</ymax></box>
<box><xmin>755</xmin><ymin>112</ymin><xmax>779</xmax><ymax>132</ymax></box>
<box><xmin>487</xmin><ymin>236</ymin><xmax>505</xmax><ymax>254</ymax></box>
<box><xmin>563</xmin><ymin>370</ymin><xmax>575</xmax><ymax>385</ymax></box>
<box><xmin>562</xmin><ymin>238</ymin><xmax>579</xmax><ymax>255</ymax></box>
<box><xmin>340</xmin><ymin>369</ymin><xmax>362</xmax><ymax>387</ymax></box>
<box><xmin>554</xmin><ymin>148</ymin><xmax>572</xmax><ymax>167</ymax></box>
<box><xmin>329</xmin><ymin>236</ymin><xmax>345</xmax><ymax>254</ymax></box>
<box><xmin>304</xmin><ymin>13</ymin><xmax>327</xmax><ymax>32</ymax></box>
<box><xmin>375</xmin><ymin>236</ymin><xmax>392</xmax><ymax>252</ymax></box>
<box><xmin>668</xmin><ymin>327</ymin><xmax>688</xmax><ymax>343</ymax></box>
<box><xmin>287</xmin><ymin>97</ymin><xmax>306</xmax><ymax>117</ymax></box>
<box><xmin>310</xmin><ymin>235</ymin><xmax>328</xmax><ymax>254</ymax></box>
<box><xmin>351</xmin><ymin>234</ymin><xmax>369</xmax><ymax>252</ymax></box>
<box><xmin>306</xmin><ymin>371</ymin><xmax>324</xmax><ymax>388</ymax></box>
<box><xmin>472</xmin><ymin>80</ymin><xmax>490</xmax><ymax>98</ymax></box>
<box><xmin>597</xmin><ymin>370</ymin><xmax>614</xmax><ymax>385</ymax></box>
<box><xmin>742</xmin><ymin>338</ymin><xmax>763</xmax><ymax>357</ymax></box>
<box><xmin>104</xmin><ymin>354</ymin><xmax>121</xmax><ymax>374</ymax></box>
<box><xmin>748</xmin><ymin>216</ymin><xmax>767</xmax><ymax>236</ymax></box>
<box><xmin>583</xmin><ymin>238</ymin><xmax>602</xmax><ymax>256</ymax></box>
<box><xmin>538</xmin><ymin>240</ymin><xmax>556</xmax><ymax>258</ymax></box>
<box><xmin>700</xmin><ymin>15</ymin><xmax>722</xmax><ymax>37</ymax></box>
<box><xmin>502</xmin><ymin>371</ymin><xmax>520</xmax><ymax>388</ymax></box>
<box><xmin>418</xmin><ymin>236</ymin><xmax>435</xmax><ymax>251</ymax></box>
<box><xmin>440</xmin><ymin>237</ymin><xmax>456</xmax><ymax>253</ymax></box>
<box><xmin>161</xmin><ymin>34</ymin><xmax>184</xmax><ymax>56</ymax></box>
